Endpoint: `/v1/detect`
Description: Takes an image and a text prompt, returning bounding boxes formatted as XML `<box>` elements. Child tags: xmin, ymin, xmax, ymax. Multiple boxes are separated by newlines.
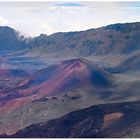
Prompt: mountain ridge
<box><xmin>0</xmin><ymin>22</ymin><xmax>140</xmax><ymax>57</ymax></box>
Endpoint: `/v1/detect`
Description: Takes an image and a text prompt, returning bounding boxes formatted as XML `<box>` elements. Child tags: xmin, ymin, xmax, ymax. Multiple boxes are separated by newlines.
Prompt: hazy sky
<box><xmin>0</xmin><ymin>2</ymin><xmax>140</xmax><ymax>37</ymax></box>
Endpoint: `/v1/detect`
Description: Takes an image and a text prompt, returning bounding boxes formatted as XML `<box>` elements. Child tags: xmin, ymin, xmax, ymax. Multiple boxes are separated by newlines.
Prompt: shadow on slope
<box><xmin>3</xmin><ymin>100</ymin><xmax>140</xmax><ymax>138</ymax></box>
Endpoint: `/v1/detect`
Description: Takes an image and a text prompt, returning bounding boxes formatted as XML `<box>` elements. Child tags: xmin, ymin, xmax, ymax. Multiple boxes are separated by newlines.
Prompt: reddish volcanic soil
<box><xmin>0</xmin><ymin>58</ymin><xmax>113</xmax><ymax>112</ymax></box>
<box><xmin>103</xmin><ymin>112</ymin><xmax>124</xmax><ymax>129</ymax></box>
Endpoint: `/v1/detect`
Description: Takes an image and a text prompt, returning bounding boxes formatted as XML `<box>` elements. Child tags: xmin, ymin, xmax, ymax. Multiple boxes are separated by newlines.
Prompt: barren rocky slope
<box><xmin>2</xmin><ymin>101</ymin><xmax>140</xmax><ymax>138</ymax></box>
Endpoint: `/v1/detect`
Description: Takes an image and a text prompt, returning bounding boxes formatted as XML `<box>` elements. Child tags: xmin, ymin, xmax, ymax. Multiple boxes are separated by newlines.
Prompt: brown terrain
<box><xmin>0</xmin><ymin>22</ymin><xmax>139</xmax><ymax>137</ymax></box>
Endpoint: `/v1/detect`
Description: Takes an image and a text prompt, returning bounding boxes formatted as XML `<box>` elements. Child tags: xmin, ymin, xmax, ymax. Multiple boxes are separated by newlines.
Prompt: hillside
<box><xmin>107</xmin><ymin>52</ymin><xmax>140</xmax><ymax>73</ymax></box>
<box><xmin>0</xmin><ymin>58</ymin><xmax>114</xmax><ymax>112</ymax></box>
<box><xmin>3</xmin><ymin>101</ymin><xmax>140</xmax><ymax>138</ymax></box>
<box><xmin>0</xmin><ymin>26</ymin><xmax>27</xmax><ymax>51</ymax></box>
<box><xmin>0</xmin><ymin>22</ymin><xmax>140</xmax><ymax>57</ymax></box>
<box><xmin>27</xmin><ymin>22</ymin><xmax>140</xmax><ymax>57</ymax></box>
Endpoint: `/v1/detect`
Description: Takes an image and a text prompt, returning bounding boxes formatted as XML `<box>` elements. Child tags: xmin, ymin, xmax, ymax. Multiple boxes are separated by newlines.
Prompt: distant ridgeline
<box><xmin>0</xmin><ymin>22</ymin><xmax>140</xmax><ymax>56</ymax></box>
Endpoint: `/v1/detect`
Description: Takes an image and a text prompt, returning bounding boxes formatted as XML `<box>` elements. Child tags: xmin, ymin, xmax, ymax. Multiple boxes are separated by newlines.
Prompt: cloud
<box><xmin>0</xmin><ymin>16</ymin><xmax>9</xmax><ymax>25</ymax></box>
<box><xmin>0</xmin><ymin>2</ymin><xmax>139</xmax><ymax>37</ymax></box>
<box><xmin>51</xmin><ymin>2</ymin><xmax>84</xmax><ymax>7</ymax></box>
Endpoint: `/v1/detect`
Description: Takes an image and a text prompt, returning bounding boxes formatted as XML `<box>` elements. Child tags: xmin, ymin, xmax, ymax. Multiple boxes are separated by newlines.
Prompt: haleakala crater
<box><xmin>0</xmin><ymin>6</ymin><xmax>139</xmax><ymax>137</ymax></box>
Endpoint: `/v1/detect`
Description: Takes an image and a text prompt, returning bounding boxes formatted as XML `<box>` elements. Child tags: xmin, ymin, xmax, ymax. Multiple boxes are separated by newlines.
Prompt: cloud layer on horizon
<box><xmin>0</xmin><ymin>2</ymin><xmax>139</xmax><ymax>37</ymax></box>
